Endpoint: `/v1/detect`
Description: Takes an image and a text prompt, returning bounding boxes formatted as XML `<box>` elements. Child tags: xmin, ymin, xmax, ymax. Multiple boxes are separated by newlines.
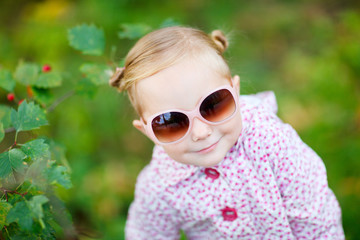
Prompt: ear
<box><xmin>132</xmin><ymin>120</ymin><xmax>147</xmax><ymax>136</ymax></box>
<box><xmin>231</xmin><ymin>75</ymin><xmax>240</xmax><ymax>92</ymax></box>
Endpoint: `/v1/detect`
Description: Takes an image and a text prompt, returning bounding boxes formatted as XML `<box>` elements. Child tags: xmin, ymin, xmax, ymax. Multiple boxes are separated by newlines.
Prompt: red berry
<box><xmin>42</xmin><ymin>64</ymin><xmax>51</xmax><ymax>72</ymax></box>
<box><xmin>18</xmin><ymin>99</ymin><xmax>24</xmax><ymax>105</ymax></box>
<box><xmin>7</xmin><ymin>93</ymin><xmax>15</xmax><ymax>101</ymax></box>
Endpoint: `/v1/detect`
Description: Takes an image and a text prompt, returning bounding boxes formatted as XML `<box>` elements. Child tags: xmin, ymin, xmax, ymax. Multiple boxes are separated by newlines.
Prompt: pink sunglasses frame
<box><xmin>140</xmin><ymin>84</ymin><xmax>240</xmax><ymax>145</ymax></box>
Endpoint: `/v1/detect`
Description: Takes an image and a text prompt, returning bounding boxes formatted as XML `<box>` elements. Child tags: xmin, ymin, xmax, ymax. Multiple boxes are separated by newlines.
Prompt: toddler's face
<box><xmin>132</xmin><ymin>59</ymin><xmax>243</xmax><ymax>167</ymax></box>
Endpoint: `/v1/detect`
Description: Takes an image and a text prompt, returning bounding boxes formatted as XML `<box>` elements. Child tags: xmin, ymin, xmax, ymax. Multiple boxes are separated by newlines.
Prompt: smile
<box><xmin>197</xmin><ymin>140</ymin><xmax>220</xmax><ymax>154</ymax></box>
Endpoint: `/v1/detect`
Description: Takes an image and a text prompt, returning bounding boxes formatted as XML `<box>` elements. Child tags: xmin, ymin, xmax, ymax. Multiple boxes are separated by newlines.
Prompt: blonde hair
<box><xmin>109</xmin><ymin>26</ymin><xmax>231</xmax><ymax>115</ymax></box>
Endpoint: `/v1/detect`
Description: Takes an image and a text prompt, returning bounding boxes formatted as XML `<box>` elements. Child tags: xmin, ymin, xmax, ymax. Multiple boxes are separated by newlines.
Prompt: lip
<box><xmin>197</xmin><ymin>140</ymin><xmax>219</xmax><ymax>154</ymax></box>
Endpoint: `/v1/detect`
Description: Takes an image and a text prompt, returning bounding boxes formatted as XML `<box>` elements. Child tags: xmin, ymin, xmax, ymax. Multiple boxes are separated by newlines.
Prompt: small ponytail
<box><xmin>109</xmin><ymin>67</ymin><xmax>125</xmax><ymax>90</ymax></box>
<box><xmin>210</xmin><ymin>30</ymin><xmax>228</xmax><ymax>53</ymax></box>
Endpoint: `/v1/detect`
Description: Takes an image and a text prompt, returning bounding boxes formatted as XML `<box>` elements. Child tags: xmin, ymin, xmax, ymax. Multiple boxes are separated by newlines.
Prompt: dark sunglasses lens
<box><xmin>151</xmin><ymin>112</ymin><xmax>190</xmax><ymax>143</ymax></box>
<box><xmin>200</xmin><ymin>89</ymin><xmax>236</xmax><ymax>122</ymax></box>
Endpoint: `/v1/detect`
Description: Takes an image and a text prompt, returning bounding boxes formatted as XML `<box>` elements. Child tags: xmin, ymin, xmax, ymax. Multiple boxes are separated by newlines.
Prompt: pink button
<box><xmin>204</xmin><ymin>168</ymin><xmax>220</xmax><ymax>180</ymax></box>
<box><xmin>221</xmin><ymin>207</ymin><xmax>237</xmax><ymax>221</ymax></box>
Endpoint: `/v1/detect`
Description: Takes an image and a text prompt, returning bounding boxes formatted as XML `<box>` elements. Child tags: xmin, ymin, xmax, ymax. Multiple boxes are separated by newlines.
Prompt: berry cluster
<box><xmin>5</xmin><ymin>64</ymin><xmax>51</xmax><ymax>104</ymax></box>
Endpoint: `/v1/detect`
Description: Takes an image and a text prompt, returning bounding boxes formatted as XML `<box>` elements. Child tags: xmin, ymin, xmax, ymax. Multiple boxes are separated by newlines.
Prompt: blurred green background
<box><xmin>0</xmin><ymin>0</ymin><xmax>359</xmax><ymax>239</ymax></box>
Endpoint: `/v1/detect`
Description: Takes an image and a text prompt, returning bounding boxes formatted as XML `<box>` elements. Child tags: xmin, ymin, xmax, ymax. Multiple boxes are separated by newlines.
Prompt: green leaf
<box><xmin>28</xmin><ymin>195</ymin><xmax>49</xmax><ymax>221</ymax></box>
<box><xmin>21</xmin><ymin>139</ymin><xmax>51</xmax><ymax>162</ymax></box>
<box><xmin>68</xmin><ymin>24</ymin><xmax>105</xmax><ymax>56</ymax></box>
<box><xmin>6</xmin><ymin>201</ymin><xmax>33</xmax><ymax>230</ymax></box>
<box><xmin>75</xmin><ymin>78</ymin><xmax>97</xmax><ymax>98</ymax></box>
<box><xmin>31</xmin><ymin>87</ymin><xmax>54</xmax><ymax>106</ymax></box>
<box><xmin>0</xmin><ymin>201</ymin><xmax>12</xmax><ymax>228</ymax></box>
<box><xmin>9</xmin><ymin>232</ymin><xmax>38</xmax><ymax>240</ymax></box>
<box><xmin>0</xmin><ymin>122</ymin><xmax>4</xmax><ymax>143</ymax></box>
<box><xmin>80</xmin><ymin>63</ymin><xmax>112</xmax><ymax>86</ymax></box>
<box><xmin>118</xmin><ymin>23</ymin><xmax>152</xmax><ymax>39</ymax></box>
<box><xmin>35</xmin><ymin>72</ymin><xmax>62</xmax><ymax>88</ymax></box>
<box><xmin>25</xmin><ymin>160</ymin><xmax>47</xmax><ymax>189</ymax></box>
<box><xmin>0</xmin><ymin>148</ymin><xmax>27</xmax><ymax>178</ymax></box>
<box><xmin>35</xmin><ymin>208</ymin><xmax>57</xmax><ymax>239</ymax></box>
<box><xmin>160</xmin><ymin>18</ymin><xmax>180</xmax><ymax>28</ymax></box>
<box><xmin>48</xmin><ymin>139</ymin><xmax>71</xmax><ymax>170</ymax></box>
<box><xmin>0</xmin><ymin>69</ymin><xmax>16</xmax><ymax>92</ymax></box>
<box><xmin>10</xmin><ymin>101</ymin><xmax>48</xmax><ymax>132</ymax></box>
<box><xmin>14</xmin><ymin>62</ymin><xmax>39</xmax><ymax>86</ymax></box>
<box><xmin>0</xmin><ymin>105</ymin><xmax>12</xmax><ymax>128</ymax></box>
<box><xmin>45</xmin><ymin>161</ymin><xmax>72</xmax><ymax>189</ymax></box>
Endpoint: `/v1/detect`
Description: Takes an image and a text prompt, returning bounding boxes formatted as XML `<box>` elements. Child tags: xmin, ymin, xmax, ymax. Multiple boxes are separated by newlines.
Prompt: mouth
<box><xmin>197</xmin><ymin>140</ymin><xmax>220</xmax><ymax>154</ymax></box>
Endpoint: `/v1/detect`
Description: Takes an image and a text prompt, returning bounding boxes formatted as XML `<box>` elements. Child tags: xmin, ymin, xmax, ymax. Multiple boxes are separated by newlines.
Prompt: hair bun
<box><xmin>109</xmin><ymin>67</ymin><xmax>125</xmax><ymax>89</ymax></box>
<box><xmin>210</xmin><ymin>30</ymin><xmax>228</xmax><ymax>53</ymax></box>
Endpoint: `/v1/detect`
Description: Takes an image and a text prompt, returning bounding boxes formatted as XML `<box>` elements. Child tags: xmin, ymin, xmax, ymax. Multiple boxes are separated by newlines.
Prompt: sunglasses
<box><xmin>141</xmin><ymin>85</ymin><xmax>239</xmax><ymax>145</ymax></box>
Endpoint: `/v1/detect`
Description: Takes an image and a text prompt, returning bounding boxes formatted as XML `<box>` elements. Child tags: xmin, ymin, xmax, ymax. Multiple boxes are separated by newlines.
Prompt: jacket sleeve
<box><xmin>125</xmin><ymin>166</ymin><xmax>182</xmax><ymax>240</ymax></box>
<box><xmin>262</xmin><ymin>114</ymin><xmax>345</xmax><ymax>239</ymax></box>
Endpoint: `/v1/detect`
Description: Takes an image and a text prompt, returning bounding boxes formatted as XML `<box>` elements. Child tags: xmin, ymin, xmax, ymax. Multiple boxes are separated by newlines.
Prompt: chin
<box><xmin>200</xmin><ymin>161</ymin><xmax>222</xmax><ymax>168</ymax></box>
<box><xmin>196</xmin><ymin>154</ymin><xmax>225</xmax><ymax>168</ymax></box>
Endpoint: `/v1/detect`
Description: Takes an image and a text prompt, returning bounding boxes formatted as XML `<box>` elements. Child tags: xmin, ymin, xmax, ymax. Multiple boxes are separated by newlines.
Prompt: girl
<box><xmin>109</xmin><ymin>26</ymin><xmax>344</xmax><ymax>239</ymax></box>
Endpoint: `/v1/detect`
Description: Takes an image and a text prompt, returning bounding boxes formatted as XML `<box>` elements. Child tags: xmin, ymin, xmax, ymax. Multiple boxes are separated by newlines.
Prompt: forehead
<box><xmin>135</xmin><ymin>59</ymin><xmax>230</xmax><ymax>119</ymax></box>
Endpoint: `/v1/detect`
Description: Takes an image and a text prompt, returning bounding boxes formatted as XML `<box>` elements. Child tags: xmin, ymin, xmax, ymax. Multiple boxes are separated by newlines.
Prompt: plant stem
<box><xmin>5</xmin><ymin>140</ymin><xmax>17</xmax><ymax>152</ymax></box>
<box><xmin>4</xmin><ymin>227</ymin><xmax>11</xmax><ymax>240</ymax></box>
<box><xmin>14</xmin><ymin>131</ymin><xmax>18</xmax><ymax>143</ymax></box>
<box><xmin>4</xmin><ymin>90</ymin><xmax>76</xmax><ymax>134</ymax></box>
<box><xmin>0</xmin><ymin>188</ymin><xmax>28</xmax><ymax>200</ymax></box>
<box><xmin>47</xmin><ymin>89</ymin><xmax>75</xmax><ymax>112</ymax></box>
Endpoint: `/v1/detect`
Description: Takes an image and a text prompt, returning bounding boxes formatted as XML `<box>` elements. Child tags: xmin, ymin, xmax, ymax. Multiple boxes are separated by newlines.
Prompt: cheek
<box><xmin>219</xmin><ymin>111</ymin><xmax>242</xmax><ymax>136</ymax></box>
<box><xmin>162</xmin><ymin>142</ymin><xmax>188</xmax><ymax>160</ymax></box>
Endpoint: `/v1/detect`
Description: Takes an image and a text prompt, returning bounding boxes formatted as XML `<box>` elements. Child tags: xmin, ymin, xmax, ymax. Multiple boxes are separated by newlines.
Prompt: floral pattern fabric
<box><xmin>125</xmin><ymin>91</ymin><xmax>344</xmax><ymax>240</ymax></box>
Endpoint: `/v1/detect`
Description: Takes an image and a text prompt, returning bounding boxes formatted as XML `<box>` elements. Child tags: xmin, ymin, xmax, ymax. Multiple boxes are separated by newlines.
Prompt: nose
<box><xmin>191</xmin><ymin>117</ymin><xmax>212</xmax><ymax>141</ymax></box>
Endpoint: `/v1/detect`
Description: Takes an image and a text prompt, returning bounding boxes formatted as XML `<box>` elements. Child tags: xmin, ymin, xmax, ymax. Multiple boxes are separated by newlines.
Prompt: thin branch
<box><xmin>0</xmin><ymin>188</ymin><xmax>28</xmax><ymax>201</ymax></box>
<box><xmin>14</xmin><ymin>131</ymin><xmax>18</xmax><ymax>143</ymax></box>
<box><xmin>4</xmin><ymin>226</ymin><xmax>11</xmax><ymax>240</ymax></box>
<box><xmin>4</xmin><ymin>141</ymin><xmax>17</xmax><ymax>152</ymax></box>
<box><xmin>3</xmin><ymin>89</ymin><xmax>76</xmax><ymax>135</ymax></box>
<box><xmin>47</xmin><ymin>89</ymin><xmax>76</xmax><ymax>113</ymax></box>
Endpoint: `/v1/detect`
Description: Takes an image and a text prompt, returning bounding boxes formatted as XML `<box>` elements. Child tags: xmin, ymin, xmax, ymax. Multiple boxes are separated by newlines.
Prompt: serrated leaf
<box><xmin>0</xmin><ymin>69</ymin><xmax>16</xmax><ymax>92</ymax></box>
<box><xmin>118</xmin><ymin>23</ymin><xmax>152</xmax><ymax>40</ymax></box>
<box><xmin>0</xmin><ymin>105</ymin><xmax>12</xmax><ymax>128</ymax></box>
<box><xmin>35</xmin><ymin>137</ymin><xmax>69</xmax><ymax>166</ymax></box>
<box><xmin>0</xmin><ymin>148</ymin><xmax>27</xmax><ymax>178</ymax></box>
<box><xmin>68</xmin><ymin>24</ymin><xmax>105</xmax><ymax>56</ymax></box>
<box><xmin>0</xmin><ymin>201</ymin><xmax>12</xmax><ymax>228</ymax></box>
<box><xmin>6</xmin><ymin>201</ymin><xmax>33</xmax><ymax>230</ymax></box>
<box><xmin>14</xmin><ymin>62</ymin><xmax>39</xmax><ymax>85</ymax></box>
<box><xmin>31</xmin><ymin>87</ymin><xmax>54</xmax><ymax>106</ymax></box>
<box><xmin>35</xmin><ymin>72</ymin><xmax>62</xmax><ymax>88</ymax></box>
<box><xmin>0</xmin><ymin>122</ymin><xmax>4</xmax><ymax>143</ymax></box>
<box><xmin>80</xmin><ymin>63</ymin><xmax>112</xmax><ymax>85</ymax></box>
<box><xmin>10</xmin><ymin>100</ymin><xmax>48</xmax><ymax>132</ymax></box>
<box><xmin>75</xmin><ymin>78</ymin><xmax>97</xmax><ymax>98</ymax></box>
<box><xmin>28</xmin><ymin>195</ymin><xmax>48</xmax><ymax>221</ymax></box>
<box><xmin>45</xmin><ymin>161</ymin><xmax>72</xmax><ymax>189</ymax></box>
<box><xmin>21</xmin><ymin>139</ymin><xmax>51</xmax><ymax>162</ymax></box>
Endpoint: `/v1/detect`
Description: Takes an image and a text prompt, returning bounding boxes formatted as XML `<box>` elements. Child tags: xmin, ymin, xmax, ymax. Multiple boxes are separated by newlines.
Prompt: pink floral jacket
<box><xmin>125</xmin><ymin>91</ymin><xmax>344</xmax><ymax>240</ymax></box>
